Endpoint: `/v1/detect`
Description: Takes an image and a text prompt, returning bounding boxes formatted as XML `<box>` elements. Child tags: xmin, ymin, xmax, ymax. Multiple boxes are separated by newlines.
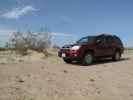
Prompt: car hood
<box><xmin>62</xmin><ymin>44</ymin><xmax>75</xmax><ymax>49</ymax></box>
<box><xmin>62</xmin><ymin>42</ymin><xmax>93</xmax><ymax>49</ymax></box>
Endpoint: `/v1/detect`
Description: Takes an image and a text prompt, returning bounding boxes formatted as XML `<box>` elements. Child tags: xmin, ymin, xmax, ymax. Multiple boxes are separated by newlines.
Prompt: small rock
<box><xmin>41</xmin><ymin>66</ymin><xmax>45</xmax><ymax>69</ymax></box>
<box><xmin>63</xmin><ymin>70</ymin><xmax>68</xmax><ymax>73</ymax></box>
<box><xmin>0</xmin><ymin>62</ymin><xmax>6</xmax><ymax>64</ymax></box>
<box><xmin>90</xmin><ymin>78</ymin><xmax>95</xmax><ymax>82</ymax></box>
<box><xmin>47</xmin><ymin>78</ymin><xmax>53</xmax><ymax>82</ymax></box>
<box><xmin>97</xmin><ymin>90</ymin><xmax>101</xmax><ymax>94</ymax></box>
<box><xmin>17</xmin><ymin>78</ymin><xmax>25</xmax><ymax>83</ymax></box>
<box><xmin>103</xmin><ymin>65</ymin><xmax>107</xmax><ymax>67</ymax></box>
<box><xmin>130</xmin><ymin>93</ymin><xmax>133</xmax><ymax>97</ymax></box>
<box><xmin>18</xmin><ymin>59</ymin><xmax>24</xmax><ymax>62</ymax></box>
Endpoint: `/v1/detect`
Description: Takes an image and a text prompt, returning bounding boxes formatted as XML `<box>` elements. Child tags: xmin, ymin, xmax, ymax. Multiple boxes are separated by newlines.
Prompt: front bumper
<box><xmin>58</xmin><ymin>49</ymin><xmax>81</xmax><ymax>60</ymax></box>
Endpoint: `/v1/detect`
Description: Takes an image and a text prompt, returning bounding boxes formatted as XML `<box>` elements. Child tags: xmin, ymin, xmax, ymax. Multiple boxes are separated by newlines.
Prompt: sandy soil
<box><xmin>0</xmin><ymin>50</ymin><xmax>133</xmax><ymax>100</ymax></box>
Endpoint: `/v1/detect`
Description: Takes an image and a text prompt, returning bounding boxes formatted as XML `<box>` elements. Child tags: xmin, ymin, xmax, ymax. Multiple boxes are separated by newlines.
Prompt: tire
<box><xmin>82</xmin><ymin>52</ymin><xmax>94</xmax><ymax>65</ymax></box>
<box><xmin>63</xmin><ymin>58</ymin><xmax>72</xmax><ymax>64</ymax></box>
<box><xmin>112</xmin><ymin>51</ymin><xmax>121</xmax><ymax>61</ymax></box>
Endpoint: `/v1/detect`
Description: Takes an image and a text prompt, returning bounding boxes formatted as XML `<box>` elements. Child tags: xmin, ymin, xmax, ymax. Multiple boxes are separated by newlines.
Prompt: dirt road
<box><xmin>0</xmin><ymin>51</ymin><xmax>133</xmax><ymax>100</ymax></box>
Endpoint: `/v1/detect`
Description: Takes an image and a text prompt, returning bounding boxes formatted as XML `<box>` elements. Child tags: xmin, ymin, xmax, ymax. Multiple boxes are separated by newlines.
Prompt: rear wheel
<box><xmin>82</xmin><ymin>52</ymin><xmax>93</xmax><ymax>65</ymax></box>
<box><xmin>112</xmin><ymin>51</ymin><xmax>121</xmax><ymax>61</ymax></box>
<box><xmin>63</xmin><ymin>58</ymin><xmax>72</xmax><ymax>64</ymax></box>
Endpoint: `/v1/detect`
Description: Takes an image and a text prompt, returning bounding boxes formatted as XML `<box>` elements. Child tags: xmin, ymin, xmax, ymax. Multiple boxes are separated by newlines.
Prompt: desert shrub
<box><xmin>52</xmin><ymin>44</ymin><xmax>60</xmax><ymax>49</ymax></box>
<box><xmin>32</xmin><ymin>32</ymin><xmax>51</xmax><ymax>52</ymax></box>
<box><xmin>10</xmin><ymin>32</ymin><xmax>28</xmax><ymax>55</ymax></box>
<box><xmin>42</xmin><ymin>49</ymin><xmax>50</xmax><ymax>57</ymax></box>
<box><xmin>9</xmin><ymin>29</ymin><xmax>51</xmax><ymax>56</ymax></box>
<box><xmin>0</xmin><ymin>47</ymin><xmax>6</xmax><ymax>51</ymax></box>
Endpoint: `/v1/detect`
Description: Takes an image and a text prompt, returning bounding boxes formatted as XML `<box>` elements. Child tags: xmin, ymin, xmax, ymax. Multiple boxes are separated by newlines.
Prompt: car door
<box><xmin>95</xmin><ymin>36</ymin><xmax>109</xmax><ymax>57</ymax></box>
<box><xmin>104</xmin><ymin>36</ymin><xmax>115</xmax><ymax>56</ymax></box>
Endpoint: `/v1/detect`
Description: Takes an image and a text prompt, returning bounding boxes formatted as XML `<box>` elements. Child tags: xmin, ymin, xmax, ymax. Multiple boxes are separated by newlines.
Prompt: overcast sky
<box><xmin>0</xmin><ymin>0</ymin><xmax>133</xmax><ymax>47</ymax></box>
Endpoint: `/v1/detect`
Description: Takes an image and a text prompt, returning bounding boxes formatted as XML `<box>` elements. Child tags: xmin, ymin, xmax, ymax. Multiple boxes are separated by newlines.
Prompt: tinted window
<box><xmin>77</xmin><ymin>36</ymin><xmax>95</xmax><ymax>44</ymax></box>
<box><xmin>105</xmin><ymin>36</ymin><xmax>114</xmax><ymax>44</ymax></box>
<box><xmin>114</xmin><ymin>36</ymin><xmax>123</xmax><ymax>46</ymax></box>
<box><xmin>96</xmin><ymin>36</ymin><xmax>105</xmax><ymax>44</ymax></box>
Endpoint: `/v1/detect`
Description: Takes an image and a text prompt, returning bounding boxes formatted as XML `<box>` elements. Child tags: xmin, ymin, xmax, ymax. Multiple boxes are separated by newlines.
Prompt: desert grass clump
<box><xmin>8</xmin><ymin>29</ymin><xmax>51</xmax><ymax>56</ymax></box>
<box><xmin>10</xmin><ymin>32</ymin><xmax>29</xmax><ymax>56</ymax></box>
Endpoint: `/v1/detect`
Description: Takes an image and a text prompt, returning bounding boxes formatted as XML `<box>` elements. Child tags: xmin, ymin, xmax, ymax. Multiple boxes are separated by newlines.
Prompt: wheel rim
<box><xmin>85</xmin><ymin>54</ymin><xmax>92</xmax><ymax>64</ymax></box>
<box><xmin>115</xmin><ymin>52</ymin><xmax>120</xmax><ymax>60</ymax></box>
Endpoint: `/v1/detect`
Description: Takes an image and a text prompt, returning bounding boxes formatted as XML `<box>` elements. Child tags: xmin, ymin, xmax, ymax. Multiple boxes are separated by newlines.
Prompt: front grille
<box><xmin>61</xmin><ymin>48</ymin><xmax>70</xmax><ymax>52</ymax></box>
<box><xmin>61</xmin><ymin>45</ymin><xmax>71</xmax><ymax>52</ymax></box>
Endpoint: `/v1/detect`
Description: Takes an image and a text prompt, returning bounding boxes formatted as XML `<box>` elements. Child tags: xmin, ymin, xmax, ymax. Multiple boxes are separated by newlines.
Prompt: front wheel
<box><xmin>63</xmin><ymin>58</ymin><xmax>72</xmax><ymax>64</ymax></box>
<box><xmin>82</xmin><ymin>52</ymin><xmax>93</xmax><ymax>65</ymax></box>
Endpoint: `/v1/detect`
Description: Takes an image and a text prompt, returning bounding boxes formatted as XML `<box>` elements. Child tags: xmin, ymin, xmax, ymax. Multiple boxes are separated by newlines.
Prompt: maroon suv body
<box><xmin>58</xmin><ymin>34</ymin><xmax>124</xmax><ymax>65</ymax></box>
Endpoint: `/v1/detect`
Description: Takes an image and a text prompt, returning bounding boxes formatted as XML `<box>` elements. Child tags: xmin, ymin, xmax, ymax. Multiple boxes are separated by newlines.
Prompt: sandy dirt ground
<box><xmin>0</xmin><ymin>50</ymin><xmax>133</xmax><ymax>100</ymax></box>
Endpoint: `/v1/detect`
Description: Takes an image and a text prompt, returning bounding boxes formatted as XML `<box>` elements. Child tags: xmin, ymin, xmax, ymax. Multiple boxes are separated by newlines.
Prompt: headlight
<box><xmin>71</xmin><ymin>46</ymin><xmax>81</xmax><ymax>50</ymax></box>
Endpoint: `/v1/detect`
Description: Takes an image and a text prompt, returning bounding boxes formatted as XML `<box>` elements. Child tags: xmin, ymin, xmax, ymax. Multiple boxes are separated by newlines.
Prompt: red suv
<box><xmin>58</xmin><ymin>34</ymin><xmax>124</xmax><ymax>65</ymax></box>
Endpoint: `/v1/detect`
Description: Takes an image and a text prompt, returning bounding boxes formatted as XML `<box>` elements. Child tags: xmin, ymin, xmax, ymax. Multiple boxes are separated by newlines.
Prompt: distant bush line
<box><xmin>3</xmin><ymin>29</ymin><xmax>52</xmax><ymax>56</ymax></box>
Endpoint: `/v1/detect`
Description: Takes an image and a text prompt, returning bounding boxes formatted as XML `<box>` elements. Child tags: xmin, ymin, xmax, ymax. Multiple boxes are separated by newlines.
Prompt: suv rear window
<box><xmin>114</xmin><ymin>36</ymin><xmax>123</xmax><ymax>46</ymax></box>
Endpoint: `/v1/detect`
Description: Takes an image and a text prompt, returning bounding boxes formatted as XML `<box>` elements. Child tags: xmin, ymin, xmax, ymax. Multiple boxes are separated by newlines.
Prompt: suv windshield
<box><xmin>77</xmin><ymin>36</ymin><xmax>95</xmax><ymax>44</ymax></box>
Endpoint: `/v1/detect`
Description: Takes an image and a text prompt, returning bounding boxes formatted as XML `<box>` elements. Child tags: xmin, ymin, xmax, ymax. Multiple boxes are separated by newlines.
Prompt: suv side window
<box><xmin>105</xmin><ymin>36</ymin><xmax>114</xmax><ymax>44</ymax></box>
<box><xmin>96</xmin><ymin>36</ymin><xmax>105</xmax><ymax>44</ymax></box>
